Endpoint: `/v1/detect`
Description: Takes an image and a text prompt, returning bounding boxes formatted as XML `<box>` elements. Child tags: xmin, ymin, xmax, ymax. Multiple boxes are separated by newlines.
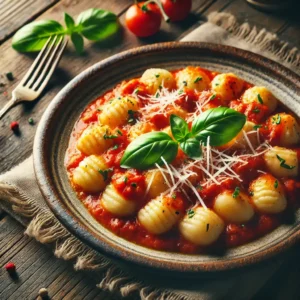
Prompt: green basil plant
<box><xmin>12</xmin><ymin>9</ymin><xmax>119</xmax><ymax>53</ymax></box>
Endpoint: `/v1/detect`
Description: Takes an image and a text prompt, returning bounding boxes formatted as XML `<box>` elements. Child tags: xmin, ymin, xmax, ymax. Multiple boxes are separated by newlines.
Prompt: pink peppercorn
<box><xmin>5</xmin><ymin>262</ymin><xmax>16</xmax><ymax>272</ymax></box>
<box><xmin>10</xmin><ymin>121</ymin><xmax>19</xmax><ymax>132</ymax></box>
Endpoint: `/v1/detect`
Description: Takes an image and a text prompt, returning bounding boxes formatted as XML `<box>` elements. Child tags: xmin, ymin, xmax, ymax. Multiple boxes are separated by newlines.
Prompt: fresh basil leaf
<box><xmin>64</xmin><ymin>13</ymin><xmax>75</xmax><ymax>31</ymax></box>
<box><xmin>76</xmin><ymin>8</ymin><xmax>118</xmax><ymax>41</ymax></box>
<box><xmin>192</xmin><ymin>107</ymin><xmax>246</xmax><ymax>146</ymax></box>
<box><xmin>180</xmin><ymin>138</ymin><xmax>202</xmax><ymax>159</ymax></box>
<box><xmin>120</xmin><ymin>132</ymin><xmax>178</xmax><ymax>170</ymax></box>
<box><xmin>12</xmin><ymin>20</ymin><xmax>65</xmax><ymax>52</ymax></box>
<box><xmin>71</xmin><ymin>32</ymin><xmax>84</xmax><ymax>54</ymax></box>
<box><xmin>170</xmin><ymin>114</ymin><xmax>190</xmax><ymax>142</ymax></box>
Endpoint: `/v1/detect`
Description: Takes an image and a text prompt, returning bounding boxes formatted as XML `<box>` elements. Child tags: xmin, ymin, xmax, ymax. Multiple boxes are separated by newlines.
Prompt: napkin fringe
<box><xmin>208</xmin><ymin>12</ymin><xmax>300</xmax><ymax>68</ymax></box>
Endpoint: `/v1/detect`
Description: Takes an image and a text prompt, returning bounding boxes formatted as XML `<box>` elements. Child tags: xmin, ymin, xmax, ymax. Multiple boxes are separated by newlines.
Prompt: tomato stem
<box><xmin>142</xmin><ymin>0</ymin><xmax>170</xmax><ymax>22</ymax></box>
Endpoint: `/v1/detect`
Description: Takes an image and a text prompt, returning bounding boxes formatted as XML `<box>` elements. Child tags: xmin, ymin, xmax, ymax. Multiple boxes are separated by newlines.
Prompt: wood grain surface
<box><xmin>0</xmin><ymin>0</ymin><xmax>299</xmax><ymax>299</ymax></box>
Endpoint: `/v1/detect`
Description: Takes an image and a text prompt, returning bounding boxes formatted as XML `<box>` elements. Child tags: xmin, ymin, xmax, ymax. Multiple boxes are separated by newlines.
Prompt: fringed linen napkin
<box><xmin>0</xmin><ymin>12</ymin><xmax>299</xmax><ymax>300</ymax></box>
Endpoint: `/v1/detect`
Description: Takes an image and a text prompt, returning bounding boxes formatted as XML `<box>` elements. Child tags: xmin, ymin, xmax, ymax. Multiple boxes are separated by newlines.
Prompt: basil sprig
<box><xmin>12</xmin><ymin>8</ymin><xmax>118</xmax><ymax>53</ymax></box>
<box><xmin>120</xmin><ymin>107</ymin><xmax>246</xmax><ymax>170</ymax></box>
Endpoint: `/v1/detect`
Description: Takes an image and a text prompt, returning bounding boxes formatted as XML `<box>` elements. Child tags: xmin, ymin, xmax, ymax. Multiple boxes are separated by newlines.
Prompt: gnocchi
<box><xmin>175</xmin><ymin>66</ymin><xmax>211</xmax><ymax>92</ymax></box>
<box><xmin>77</xmin><ymin>125</ymin><xmax>113</xmax><ymax>155</ymax></box>
<box><xmin>213</xmin><ymin>190</ymin><xmax>254</xmax><ymax>223</ymax></box>
<box><xmin>145</xmin><ymin>170</ymin><xmax>170</xmax><ymax>199</ymax></box>
<box><xmin>102</xmin><ymin>184</ymin><xmax>137</xmax><ymax>216</ymax></box>
<box><xmin>264</xmin><ymin>146</ymin><xmax>298</xmax><ymax>178</ymax></box>
<box><xmin>211</xmin><ymin>73</ymin><xmax>244</xmax><ymax>102</ymax></box>
<box><xmin>242</xmin><ymin>86</ymin><xmax>278</xmax><ymax>113</ymax></box>
<box><xmin>250</xmin><ymin>174</ymin><xmax>287</xmax><ymax>214</ymax></box>
<box><xmin>72</xmin><ymin>155</ymin><xmax>109</xmax><ymax>193</ymax></box>
<box><xmin>98</xmin><ymin>96</ymin><xmax>139</xmax><ymax>128</ymax></box>
<box><xmin>179</xmin><ymin>207</ymin><xmax>224</xmax><ymax>246</ymax></box>
<box><xmin>138</xmin><ymin>196</ymin><xmax>182</xmax><ymax>235</ymax></box>
<box><xmin>140</xmin><ymin>68</ymin><xmax>176</xmax><ymax>94</ymax></box>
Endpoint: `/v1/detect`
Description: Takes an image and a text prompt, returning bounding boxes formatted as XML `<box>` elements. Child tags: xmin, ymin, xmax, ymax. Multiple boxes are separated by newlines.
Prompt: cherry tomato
<box><xmin>125</xmin><ymin>2</ymin><xmax>162</xmax><ymax>37</ymax></box>
<box><xmin>161</xmin><ymin>0</ymin><xmax>192</xmax><ymax>21</ymax></box>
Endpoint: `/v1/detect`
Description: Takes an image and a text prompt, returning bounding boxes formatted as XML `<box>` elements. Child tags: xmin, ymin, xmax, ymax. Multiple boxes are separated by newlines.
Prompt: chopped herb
<box><xmin>276</xmin><ymin>154</ymin><xmax>295</xmax><ymax>170</ymax></box>
<box><xmin>253</xmin><ymin>124</ymin><xmax>262</xmax><ymax>130</ymax></box>
<box><xmin>194</xmin><ymin>77</ymin><xmax>202</xmax><ymax>83</ymax></box>
<box><xmin>171</xmin><ymin>193</ymin><xmax>176</xmax><ymax>199</ymax></box>
<box><xmin>249</xmin><ymin>191</ymin><xmax>254</xmax><ymax>196</ymax></box>
<box><xmin>210</xmin><ymin>94</ymin><xmax>216</xmax><ymax>100</ymax></box>
<box><xmin>159</xmin><ymin>85</ymin><xmax>163</xmax><ymax>89</ymax></box>
<box><xmin>253</xmin><ymin>108</ymin><xmax>260</xmax><ymax>114</ymax></box>
<box><xmin>6</xmin><ymin>72</ymin><xmax>14</xmax><ymax>81</ymax></box>
<box><xmin>206</xmin><ymin>224</ymin><xmax>210</xmax><ymax>232</ymax></box>
<box><xmin>182</xmin><ymin>81</ymin><xmax>187</xmax><ymax>86</ymax></box>
<box><xmin>274</xmin><ymin>180</ymin><xmax>279</xmax><ymax>189</ymax></box>
<box><xmin>133</xmin><ymin>88</ymin><xmax>139</xmax><ymax>95</ymax></box>
<box><xmin>175</xmin><ymin>211</ymin><xmax>179</xmax><ymax>215</ymax></box>
<box><xmin>104</xmin><ymin>133</ymin><xmax>118</xmax><ymax>139</ymax></box>
<box><xmin>241</xmin><ymin>224</ymin><xmax>245</xmax><ymax>228</ymax></box>
<box><xmin>273</xmin><ymin>114</ymin><xmax>281</xmax><ymax>125</ymax></box>
<box><xmin>28</xmin><ymin>117</ymin><xmax>34</xmax><ymax>125</ymax></box>
<box><xmin>131</xmin><ymin>182</ymin><xmax>137</xmax><ymax>188</ymax></box>
<box><xmin>128</xmin><ymin>110</ymin><xmax>137</xmax><ymax>124</ymax></box>
<box><xmin>112</xmin><ymin>144</ymin><xmax>119</xmax><ymax>150</ymax></box>
<box><xmin>124</xmin><ymin>176</ymin><xmax>128</xmax><ymax>183</ymax></box>
<box><xmin>141</xmin><ymin>4</ymin><xmax>148</xmax><ymax>12</ymax></box>
<box><xmin>187</xmin><ymin>209</ymin><xmax>195</xmax><ymax>219</ymax></box>
<box><xmin>178</xmin><ymin>89</ymin><xmax>184</xmax><ymax>95</ymax></box>
<box><xmin>155</xmin><ymin>74</ymin><xmax>160</xmax><ymax>78</ymax></box>
<box><xmin>232</xmin><ymin>187</ymin><xmax>240</xmax><ymax>198</ymax></box>
<box><xmin>215</xmin><ymin>83</ymin><xmax>219</xmax><ymax>86</ymax></box>
<box><xmin>97</xmin><ymin>108</ymin><xmax>102</xmax><ymax>112</ymax></box>
<box><xmin>117</xmin><ymin>129</ymin><xmax>123</xmax><ymax>136</ymax></box>
<box><xmin>196</xmin><ymin>184</ymin><xmax>203</xmax><ymax>191</ymax></box>
<box><xmin>118</xmin><ymin>97</ymin><xmax>122</xmax><ymax>100</ymax></box>
<box><xmin>98</xmin><ymin>168</ymin><xmax>113</xmax><ymax>181</ymax></box>
<box><xmin>257</xmin><ymin>94</ymin><xmax>264</xmax><ymax>104</ymax></box>
<box><xmin>155</xmin><ymin>92</ymin><xmax>159</xmax><ymax>98</ymax></box>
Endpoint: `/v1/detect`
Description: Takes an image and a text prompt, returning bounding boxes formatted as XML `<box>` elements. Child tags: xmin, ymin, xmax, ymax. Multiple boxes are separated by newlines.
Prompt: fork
<box><xmin>0</xmin><ymin>35</ymin><xmax>68</xmax><ymax>120</ymax></box>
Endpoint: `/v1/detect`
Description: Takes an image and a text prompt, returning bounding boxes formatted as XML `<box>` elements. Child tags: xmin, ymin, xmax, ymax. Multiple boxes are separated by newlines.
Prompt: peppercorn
<box><xmin>38</xmin><ymin>287</ymin><xmax>49</xmax><ymax>299</ymax></box>
<box><xmin>5</xmin><ymin>262</ymin><xmax>16</xmax><ymax>272</ymax></box>
<box><xmin>10</xmin><ymin>121</ymin><xmax>19</xmax><ymax>132</ymax></box>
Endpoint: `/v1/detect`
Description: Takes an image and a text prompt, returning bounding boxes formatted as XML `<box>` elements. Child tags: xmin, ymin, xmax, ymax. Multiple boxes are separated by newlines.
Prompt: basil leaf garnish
<box><xmin>170</xmin><ymin>114</ymin><xmax>190</xmax><ymax>142</ymax></box>
<box><xmin>71</xmin><ymin>32</ymin><xmax>84</xmax><ymax>54</ymax></box>
<box><xmin>120</xmin><ymin>132</ymin><xmax>178</xmax><ymax>170</ymax></box>
<box><xmin>192</xmin><ymin>107</ymin><xmax>246</xmax><ymax>146</ymax></box>
<box><xmin>64</xmin><ymin>13</ymin><xmax>75</xmax><ymax>31</ymax></box>
<box><xmin>180</xmin><ymin>138</ymin><xmax>202</xmax><ymax>159</ymax></box>
<box><xmin>12</xmin><ymin>20</ymin><xmax>65</xmax><ymax>52</ymax></box>
<box><xmin>76</xmin><ymin>8</ymin><xmax>119</xmax><ymax>41</ymax></box>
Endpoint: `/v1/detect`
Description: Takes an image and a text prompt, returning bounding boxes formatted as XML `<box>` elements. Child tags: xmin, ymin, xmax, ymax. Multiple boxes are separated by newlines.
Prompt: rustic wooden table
<box><xmin>0</xmin><ymin>0</ymin><xmax>299</xmax><ymax>299</ymax></box>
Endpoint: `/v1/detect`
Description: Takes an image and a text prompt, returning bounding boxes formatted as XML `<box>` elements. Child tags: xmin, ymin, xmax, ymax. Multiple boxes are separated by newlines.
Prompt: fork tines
<box><xmin>21</xmin><ymin>35</ymin><xmax>68</xmax><ymax>92</ymax></box>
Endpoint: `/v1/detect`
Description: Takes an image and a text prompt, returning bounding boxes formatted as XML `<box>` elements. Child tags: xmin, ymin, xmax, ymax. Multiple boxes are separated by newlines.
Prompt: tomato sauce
<box><xmin>65</xmin><ymin>67</ymin><xmax>300</xmax><ymax>254</ymax></box>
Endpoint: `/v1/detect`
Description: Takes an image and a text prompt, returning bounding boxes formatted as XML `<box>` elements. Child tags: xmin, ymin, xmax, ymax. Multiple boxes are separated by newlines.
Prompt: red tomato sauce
<box><xmin>65</xmin><ymin>67</ymin><xmax>300</xmax><ymax>254</ymax></box>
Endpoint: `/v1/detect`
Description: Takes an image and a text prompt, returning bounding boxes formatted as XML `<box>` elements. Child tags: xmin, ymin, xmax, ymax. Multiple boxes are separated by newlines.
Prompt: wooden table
<box><xmin>0</xmin><ymin>0</ymin><xmax>299</xmax><ymax>299</ymax></box>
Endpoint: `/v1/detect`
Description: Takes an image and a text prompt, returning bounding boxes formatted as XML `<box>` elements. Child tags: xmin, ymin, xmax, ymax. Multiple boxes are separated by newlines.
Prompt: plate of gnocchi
<box><xmin>34</xmin><ymin>42</ymin><xmax>300</xmax><ymax>273</ymax></box>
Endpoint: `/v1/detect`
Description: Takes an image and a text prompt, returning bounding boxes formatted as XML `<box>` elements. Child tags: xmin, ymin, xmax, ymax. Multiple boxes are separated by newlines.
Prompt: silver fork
<box><xmin>0</xmin><ymin>36</ymin><xmax>68</xmax><ymax>120</ymax></box>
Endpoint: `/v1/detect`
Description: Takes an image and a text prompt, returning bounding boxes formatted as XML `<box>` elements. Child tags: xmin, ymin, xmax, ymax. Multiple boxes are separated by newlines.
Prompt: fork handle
<box><xmin>0</xmin><ymin>96</ymin><xmax>19</xmax><ymax>120</ymax></box>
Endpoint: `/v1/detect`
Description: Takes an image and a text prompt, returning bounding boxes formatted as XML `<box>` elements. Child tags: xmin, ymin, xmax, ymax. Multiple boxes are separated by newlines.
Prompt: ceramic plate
<box><xmin>33</xmin><ymin>42</ymin><xmax>300</xmax><ymax>274</ymax></box>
